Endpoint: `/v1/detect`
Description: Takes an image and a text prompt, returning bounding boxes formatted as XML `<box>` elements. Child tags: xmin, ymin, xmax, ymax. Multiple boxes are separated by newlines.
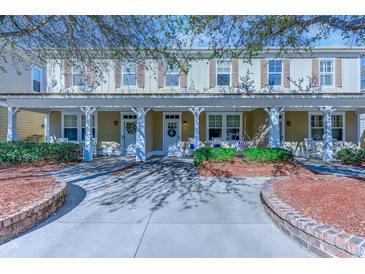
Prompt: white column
<box><xmin>320</xmin><ymin>106</ymin><xmax>335</xmax><ymax>162</ymax></box>
<box><xmin>132</xmin><ymin>107</ymin><xmax>151</xmax><ymax>162</ymax></box>
<box><xmin>44</xmin><ymin>113</ymin><xmax>50</xmax><ymax>142</ymax></box>
<box><xmin>357</xmin><ymin>113</ymin><xmax>365</xmax><ymax>148</ymax></box>
<box><xmin>189</xmin><ymin>107</ymin><xmax>205</xmax><ymax>150</ymax></box>
<box><xmin>81</xmin><ymin>107</ymin><xmax>97</xmax><ymax>162</ymax></box>
<box><xmin>264</xmin><ymin>107</ymin><xmax>283</xmax><ymax>148</ymax></box>
<box><xmin>7</xmin><ymin>107</ymin><xmax>19</xmax><ymax>141</ymax></box>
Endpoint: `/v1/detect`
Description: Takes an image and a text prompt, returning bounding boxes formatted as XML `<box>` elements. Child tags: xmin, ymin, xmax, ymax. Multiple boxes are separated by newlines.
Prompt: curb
<box><xmin>260</xmin><ymin>181</ymin><xmax>365</xmax><ymax>258</ymax></box>
<box><xmin>0</xmin><ymin>181</ymin><xmax>67</xmax><ymax>245</ymax></box>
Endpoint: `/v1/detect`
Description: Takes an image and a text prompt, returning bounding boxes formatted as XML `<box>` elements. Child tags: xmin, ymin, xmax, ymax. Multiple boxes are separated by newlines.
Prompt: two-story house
<box><xmin>1</xmin><ymin>47</ymin><xmax>365</xmax><ymax>162</ymax></box>
<box><xmin>0</xmin><ymin>47</ymin><xmax>47</xmax><ymax>141</ymax></box>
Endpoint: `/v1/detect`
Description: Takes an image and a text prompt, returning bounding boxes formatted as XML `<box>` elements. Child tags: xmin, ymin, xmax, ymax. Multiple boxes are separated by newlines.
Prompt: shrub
<box><xmin>242</xmin><ymin>148</ymin><xmax>292</xmax><ymax>163</ymax></box>
<box><xmin>24</xmin><ymin>134</ymin><xmax>44</xmax><ymax>143</ymax></box>
<box><xmin>336</xmin><ymin>148</ymin><xmax>365</xmax><ymax>164</ymax></box>
<box><xmin>0</xmin><ymin>141</ymin><xmax>82</xmax><ymax>164</ymax></box>
<box><xmin>193</xmin><ymin>147</ymin><xmax>236</xmax><ymax>164</ymax></box>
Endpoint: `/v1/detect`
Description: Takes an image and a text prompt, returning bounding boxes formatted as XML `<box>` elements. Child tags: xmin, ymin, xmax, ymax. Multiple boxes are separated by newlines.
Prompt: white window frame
<box><xmin>308</xmin><ymin>111</ymin><xmax>345</xmax><ymax>142</ymax></box>
<box><xmin>206</xmin><ymin>112</ymin><xmax>243</xmax><ymax>142</ymax></box>
<box><xmin>31</xmin><ymin>66</ymin><xmax>42</xmax><ymax>92</ymax></box>
<box><xmin>61</xmin><ymin>111</ymin><xmax>98</xmax><ymax>142</ymax></box>
<box><xmin>122</xmin><ymin>62</ymin><xmax>137</xmax><ymax>87</ymax></box>
<box><xmin>319</xmin><ymin>58</ymin><xmax>335</xmax><ymax>87</ymax></box>
<box><xmin>216</xmin><ymin>59</ymin><xmax>231</xmax><ymax>87</ymax></box>
<box><xmin>267</xmin><ymin>59</ymin><xmax>283</xmax><ymax>87</ymax></box>
<box><xmin>72</xmin><ymin>62</ymin><xmax>86</xmax><ymax>87</ymax></box>
<box><xmin>165</xmin><ymin>67</ymin><xmax>180</xmax><ymax>88</ymax></box>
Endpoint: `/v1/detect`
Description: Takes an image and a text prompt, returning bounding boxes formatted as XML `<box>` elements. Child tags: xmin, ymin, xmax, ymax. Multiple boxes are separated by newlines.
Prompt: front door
<box><xmin>163</xmin><ymin>113</ymin><xmax>181</xmax><ymax>156</ymax></box>
<box><xmin>123</xmin><ymin>120</ymin><xmax>137</xmax><ymax>155</ymax></box>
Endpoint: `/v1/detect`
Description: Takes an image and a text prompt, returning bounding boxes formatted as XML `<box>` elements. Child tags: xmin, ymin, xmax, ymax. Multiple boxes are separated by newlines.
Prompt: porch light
<box><xmin>114</xmin><ymin>121</ymin><xmax>118</xmax><ymax>126</ymax></box>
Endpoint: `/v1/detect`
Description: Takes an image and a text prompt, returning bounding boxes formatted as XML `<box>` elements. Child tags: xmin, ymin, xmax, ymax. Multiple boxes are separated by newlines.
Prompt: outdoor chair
<box><xmin>212</xmin><ymin>137</ymin><xmax>222</xmax><ymax>148</ymax></box>
<box><xmin>56</xmin><ymin>137</ymin><xmax>69</xmax><ymax>143</ymax></box>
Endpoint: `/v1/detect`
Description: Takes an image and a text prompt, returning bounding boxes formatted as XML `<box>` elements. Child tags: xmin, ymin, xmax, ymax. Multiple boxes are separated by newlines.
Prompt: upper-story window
<box><xmin>268</xmin><ymin>60</ymin><xmax>282</xmax><ymax>87</ymax></box>
<box><xmin>361</xmin><ymin>56</ymin><xmax>365</xmax><ymax>91</ymax></box>
<box><xmin>217</xmin><ymin>60</ymin><xmax>231</xmax><ymax>86</ymax></box>
<box><xmin>165</xmin><ymin>67</ymin><xmax>180</xmax><ymax>87</ymax></box>
<box><xmin>123</xmin><ymin>63</ymin><xmax>137</xmax><ymax>87</ymax></box>
<box><xmin>32</xmin><ymin>66</ymin><xmax>42</xmax><ymax>92</ymax></box>
<box><xmin>320</xmin><ymin>60</ymin><xmax>334</xmax><ymax>86</ymax></box>
<box><xmin>72</xmin><ymin>63</ymin><xmax>86</xmax><ymax>86</ymax></box>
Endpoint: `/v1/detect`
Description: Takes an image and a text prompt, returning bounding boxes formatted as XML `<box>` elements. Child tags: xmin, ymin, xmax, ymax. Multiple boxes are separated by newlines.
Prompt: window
<box><xmin>320</xmin><ymin>60</ymin><xmax>334</xmax><ymax>86</ymax></box>
<box><xmin>208</xmin><ymin>115</ymin><xmax>223</xmax><ymax>140</ymax></box>
<box><xmin>32</xmin><ymin>66</ymin><xmax>42</xmax><ymax>92</ymax></box>
<box><xmin>268</xmin><ymin>60</ymin><xmax>282</xmax><ymax>86</ymax></box>
<box><xmin>361</xmin><ymin>56</ymin><xmax>365</xmax><ymax>91</ymax></box>
<box><xmin>217</xmin><ymin>60</ymin><xmax>231</xmax><ymax>86</ymax></box>
<box><xmin>207</xmin><ymin>113</ymin><xmax>242</xmax><ymax>141</ymax></box>
<box><xmin>226</xmin><ymin>115</ymin><xmax>240</xmax><ymax>140</ymax></box>
<box><xmin>123</xmin><ymin>63</ymin><xmax>137</xmax><ymax>86</ymax></box>
<box><xmin>165</xmin><ymin>67</ymin><xmax>180</xmax><ymax>87</ymax></box>
<box><xmin>81</xmin><ymin>115</ymin><xmax>96</xmax><ymax>141</ymax></box>
<box><xmin>310</xmin><ymin>113</ymin><xmax>344</xmax><ymax>141</ymax></box>
<box><xmin>64</xmin><ymin>115</ymin><xmax>78</xmax><ymax>141</ymax></box>
<box><xmin>72</xmin><ymin>63</ymin><xmax>86</xmax><ymax>86</ymax></box>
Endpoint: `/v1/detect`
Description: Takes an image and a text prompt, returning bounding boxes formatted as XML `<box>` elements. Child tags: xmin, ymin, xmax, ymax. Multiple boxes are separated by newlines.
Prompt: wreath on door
<box><xmin>168</xmin><ymin>128</ymin><xmax>177</xmax><ymax>137</ymax></box>
<box><xmin>126</xmin><ymin>122</ymin><xmax>136</xmax><ymax>134</ymax></box>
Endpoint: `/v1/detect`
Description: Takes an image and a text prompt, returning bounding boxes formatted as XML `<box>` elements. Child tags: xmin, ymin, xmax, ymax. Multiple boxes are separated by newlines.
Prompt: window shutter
<box><xmin>260</xmin><ymin>60</ymin><xmax>267</xmax><ymax>88</ymax></box>
<box><xmin>231</xmin><ymin>59</ymin><xmax>239</xmax><ymax>87</ymax></box>
<box><xmin>180</xmin><ymin>60</ymin><xmax>188</xmax><ymax>88</ymax></box>
<box><xmin>137</xmin><ymin>64</ymin><xmax>145</xmax><ymax>88</ymax></box>
<box><xmin>64</xmin><ymin>63</ymin><xmax>72</xmax><ymax>88</ymax></box>
<box><xmin>157</xmin><ymin>61</ymin><xmax>165</xmax><ymax>89</ymax></box>
<box><xmin>335</xmin><ymin>58</ymin><xmax>342</xmax><ymax>87</ymax></box>
<box><xmin>87</xmin><ymin>63</ymin><xmax>94</xmax><ymax>88</ymax></box>
<box><xmin>283</xmin><ymin>59</ymin><xmax>290</xmax><ymax>88</ymax></box>
<box><xmin>209</xmin><ymin>59</ymin><xmax>217</xmax><ymax>88</ymax></box>
<box><xmin>312</xmin><ymin>59</ymin><xmax>319</xmax><ymax>87</ymax></box>
<box><xmin>115</xmin><ymin>61</ymin><xmax>122</xmax><ymax>89</ymax></box>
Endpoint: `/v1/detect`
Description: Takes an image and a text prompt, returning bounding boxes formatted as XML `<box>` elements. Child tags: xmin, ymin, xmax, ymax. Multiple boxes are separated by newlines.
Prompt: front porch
<box><xmin>2</xmin><ymin>93</ymin><xmax>365</xmax><ymax>162</ymax></box>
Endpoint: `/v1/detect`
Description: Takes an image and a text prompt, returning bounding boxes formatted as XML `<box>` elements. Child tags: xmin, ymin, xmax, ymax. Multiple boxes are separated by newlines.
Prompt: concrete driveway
<box><xmin>0</xmin><ymin>157</ymin><xmax>314</xmax><ymax>257</ymax></box>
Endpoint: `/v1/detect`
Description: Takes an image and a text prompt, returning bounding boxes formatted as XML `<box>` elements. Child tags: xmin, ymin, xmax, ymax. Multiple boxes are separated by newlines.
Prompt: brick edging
<box><xmin>0</xmin><ymin>182</ymin><xmax>67</xmax><ymax>245</ymax></box>
<box><xmin>260</xmin><ymin>181</ymin><xmax>365</xmax><ymax>258</ymax></box>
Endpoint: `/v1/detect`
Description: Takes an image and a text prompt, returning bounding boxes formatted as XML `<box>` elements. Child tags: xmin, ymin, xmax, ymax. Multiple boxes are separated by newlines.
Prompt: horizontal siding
<box><xmin>0</xmin><ymin>107</ymin><xmax>7</xmax><ymax>140</ymax></box>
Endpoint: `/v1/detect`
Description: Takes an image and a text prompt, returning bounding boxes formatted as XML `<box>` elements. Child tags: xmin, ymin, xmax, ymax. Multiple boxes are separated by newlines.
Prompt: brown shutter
<box><xmin>335</xmin><ymin>58</ymin><xmax>342</xmax><ymax>87</ymax></box>
<box><xmin>64</xmin><ymin>63</ymin><xmax>72</xmax><ymax>88</ymax></box>
<box><xmin>260</xmin><ymin>60</ymin><xmax>267</xmax><ymax>88</ymax></box>
<box><xmin>157</xmin><ymin>61</ymin><xmax>165</xmax><ymax>89</ymax></box>
<box><xmin>312</xmin><ymin>59</ymin><xmax>319</xmax><ymax>87</ymax></box>
<box><xmin>231</xmin><ymin>59</ymin><xmax>239</xmax><ymax>87</ymax></box>
<box><xmin>179</xmin><ymin>60</ymin><xmax>188</xmax><ymax>88</ymax></box>
<box><xmin>137</xmin><ymin>64</ymin><xmax>145</xmax><ymax>88</ymax></box>
<box><xmin>87</xmin><ymin>63</ymin><xmax>94</xmax><ymax>88</ymax></box>
<box><xmin>115</xmin><ymin>61</ymin><xmax>122</xmax><ymax>89</ymax></box>
<box><xmin>209</xmin><ymin>59</ymin><xmax>217</xmax><ymax>88</ymax></box>
<box><xmin>283</xmin><ymin>59</ymin><xmax>290</xmax><ymax>88</ymax></box>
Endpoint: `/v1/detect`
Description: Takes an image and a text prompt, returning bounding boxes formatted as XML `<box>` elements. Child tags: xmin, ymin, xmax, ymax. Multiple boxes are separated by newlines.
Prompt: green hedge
<box><xmin>242</xmin><ymin>148</ymin><xmax>292</xmax><ymax>163</ymax></box>
<box><xmin>193</xmin><ymin>147</ymin><xmax>237</xmax><ymax>164</ymax></box>
<box><xmin>0</xmin><ymin>141</ymin><xmax>82</xmax><ymax>163</ymax></box>
<box><xmin>336</xmin><ymin>148</ymin><xmax>365</xmax><ymax>164</ymax></box>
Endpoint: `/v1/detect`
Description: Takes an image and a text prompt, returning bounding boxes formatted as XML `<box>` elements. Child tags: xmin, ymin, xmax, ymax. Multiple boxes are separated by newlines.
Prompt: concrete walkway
<box><xmin>0</xmin><ymin>157</ymin><xmax>314</xmax><ymax>258</ymax></box>
<box><xmin>297</xmin><ymin>158</ymin><xmax>365</xmax><ymax>178</ymax></box>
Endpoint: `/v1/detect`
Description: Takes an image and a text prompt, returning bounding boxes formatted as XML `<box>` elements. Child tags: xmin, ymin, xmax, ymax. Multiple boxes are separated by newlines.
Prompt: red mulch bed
<box><xmin>197</xmin><ymin>158</ymin><xmax>314</xmax><ymax>177</ymax></box>
<box><xmin>0</xmin><ymin>162</ymin><xmax>68</xmax><ymax>218</ymax></box>
<box><xmin>273</xmin><ymin>175</ymin><xmax>365</xmax><ymax>238</ymax></box>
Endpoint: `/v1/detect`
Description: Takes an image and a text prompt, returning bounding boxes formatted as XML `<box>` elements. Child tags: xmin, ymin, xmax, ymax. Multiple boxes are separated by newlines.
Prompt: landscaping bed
<box><xmin>0</xmin><ymin>162</ymin><xmax>67</xmax><ymax>218</ymax></box>
<box><xmin>273</xmin><ymin>174</ymin><xmax>365</xmax><ymax>238</ymax></box>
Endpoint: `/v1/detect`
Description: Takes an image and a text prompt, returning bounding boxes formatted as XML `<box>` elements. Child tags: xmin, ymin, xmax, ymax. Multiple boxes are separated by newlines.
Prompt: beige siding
<box><xmin>245</xmin><ymin>109</ymin><xmax>268</xmax><ymax>147</ymax></box>
<box><xmin>152</xmin><ymin>111</ymin><xmax>163</xmax><ymax>151</ymax></box>
<box><xmin>0</xmin><ymin>107</ymin><xmax>7</xmax><ymax>140</ymax></box>
<box><xmin>346</xmin><ymin>111</ymin><xmax>357</xmax><ymax>143</ymax></box>
<box><xmin>182</xmin><ymin>111</ymin><xmax>194</xmax><ymax>142</ymax></box>
<box><xmin>284</xmin><ymin>111</ymin><xmax>308</xmax><ymax>142</ymax></box>
<box><xmin>50</xmin><ymin>111</ymin><xmax>61</xmax><ymax>138</ymax></box>
<box><xmin>98</xmin><ymin>111</ymin><xmax>120</xmax><ymax>142</ymax></box>
<box><xmin>145</xmin><ymin>111</ymin><xmax>154</xmax><ymax>153</ymax></box>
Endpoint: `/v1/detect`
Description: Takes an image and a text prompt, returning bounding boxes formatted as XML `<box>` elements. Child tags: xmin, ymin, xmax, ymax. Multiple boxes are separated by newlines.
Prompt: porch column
<box><xmin>189</xmin><ymin>107</ymin><xmax>205</xmax><ymax>150</ymax></box>
<box><xmin>7</xmin><ymin>107</ymin><xmax>19</xmax><ymax>141</ymax></box>
<box><xmin>81</xmin><ymin>107</ymin><xmax>97</xmax><ymax>162</ymax></box>
<box><xmin>320</xmin><ymin>106</ymin><xmax>335</xmax><ymax>162</ymax></box>
<box><xmin>44</xmin><ymin>113</ymin><xmax>50</xmax><ymax>142</ymax></box>
<box><xmin>132</xmin><ymin>107</ymin><xmax>151</xmax><ymax>162</ymax></box>
<box><xmin>264</xmin><ymin>107</ymin><xmax>283</xmax><ymax>148</ymax></box>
